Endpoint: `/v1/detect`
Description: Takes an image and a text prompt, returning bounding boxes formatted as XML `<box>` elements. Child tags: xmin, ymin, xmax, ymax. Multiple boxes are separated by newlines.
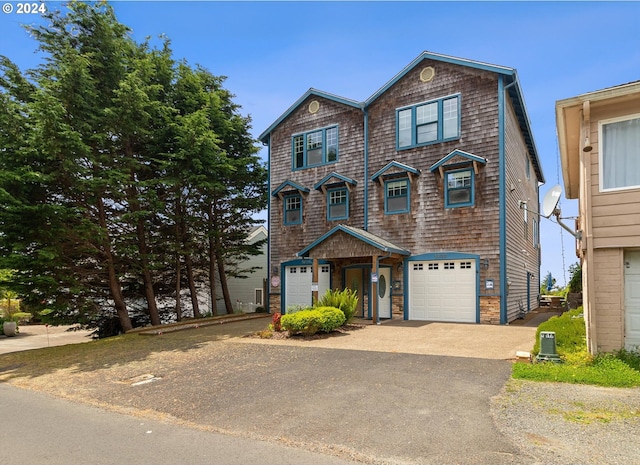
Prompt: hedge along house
<box><xmin>556</xmin><ymin>81</ymin><xmax>640</xmax><ymax>353</ymax></box>
<box><xmin>259</xmin><ymin>51</ymin><xmax>544</xmax><ymax>324</ymax></box>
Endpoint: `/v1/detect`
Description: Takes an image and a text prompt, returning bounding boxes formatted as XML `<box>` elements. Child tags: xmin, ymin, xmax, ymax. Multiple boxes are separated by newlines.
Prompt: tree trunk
<box><xmin>175</xmin><ymin>253</ymin><xmax>182</xmax><ymax>322</ymax></box>
<box><xmin>214</xmin><ymin>234</ymin><xmax>234</xmax><ymax>315</ymax></box>
<box><xmin>207</xmin><ymin>237</ymin><xmax>218</xmax><ymax>315</ymax></box>
<box><xmin>97</xmin><ymin>198</ymin><xmax>132</xmax><ymax>331</ymax></box>
<box><xmin>216</xmin><ymin>245</ymin><xmax>233</xmax><ymax>313</ymax></box>
<box><xmin>127</xmin><ymin>172</ymin><xmax>161</xmax><ymax>326</ymax></box>
<box><xmin>185</xmin><ymin>254</ymin><xmax>201</xmax><ymax>318</ymax></box>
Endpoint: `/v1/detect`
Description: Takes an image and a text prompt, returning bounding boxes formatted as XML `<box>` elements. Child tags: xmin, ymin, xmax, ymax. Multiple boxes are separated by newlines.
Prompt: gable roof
<box><xmin>364</xmin><ymin>51</ymin><xmax>515</xmax><ymax>106</ymax></box>
<box><xmin>270</xmin><ymin>179</ymin><xmax>310</xmax><ymax>198</ymax></box>
<box><xmin>259</xmin><ymin>51</ymin><xmax>543</xmax><ymax>183</ymax></box>
<box><xmin>297</xmin><ymin>224</ymin><xmax>410</xmax><ymax>258</ymax></box>
<box><xmin>429</xmin><ymin>149</ymin><xmax>487</xmax><ymax>173</ymax></box>
<box><xmin>258</xmin><ymin>89</ymin><xmax>361</xmax><ymax>143</ymax></box>
<box><xmin>313</xmin><ymin>172</ymin><xmax>358</xmax><ymax>191</ymax></box>
<box><xmin>371</xmin><ymin>160</ymin><xmax>421</xmax><ymax>182</ymax></box>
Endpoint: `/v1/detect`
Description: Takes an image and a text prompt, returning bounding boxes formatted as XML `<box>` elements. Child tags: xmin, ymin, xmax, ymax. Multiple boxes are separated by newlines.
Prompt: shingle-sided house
<box><xmin>556</xmin><ymin>81</ymin><xmax>640</xmax><ymax>353</ymax></box>
<box><xmin>259</xmin><ymin>51</ymin><xmax>544</xmax><ymax>324</ymax></box>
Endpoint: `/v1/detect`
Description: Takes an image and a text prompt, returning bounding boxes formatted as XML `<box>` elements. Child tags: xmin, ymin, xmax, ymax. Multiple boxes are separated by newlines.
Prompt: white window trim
<box><xmin>598</xmin><ymin>112</ymin><xmax>640</xmax><ymax>193</ymax></box>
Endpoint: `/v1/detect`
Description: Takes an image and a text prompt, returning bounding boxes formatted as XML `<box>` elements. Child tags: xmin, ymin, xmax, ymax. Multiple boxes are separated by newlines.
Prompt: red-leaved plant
<box><xmin>272</xmin><ymin>312</ymin><xmax>282</xmax><ymax>331</ymax></box>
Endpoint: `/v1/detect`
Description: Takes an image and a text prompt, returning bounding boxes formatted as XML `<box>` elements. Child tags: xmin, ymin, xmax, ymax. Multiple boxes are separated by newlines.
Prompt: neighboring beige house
<box><xmin>556</xmin><ymin>81</ymin><xmax>640</xmax><ymax>353</ymax></box>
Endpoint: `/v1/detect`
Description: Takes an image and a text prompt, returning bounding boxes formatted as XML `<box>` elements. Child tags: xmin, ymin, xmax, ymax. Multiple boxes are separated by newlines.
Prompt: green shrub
<box><xmin>280</xmin><ymin>306</ymin><xmax>345</xmax><ymax>336</ymax></box>
<box><xmin>316</xmin><ymin>288</ymin><xmax>358</xmax><ymax>322</ymax></box>
<box><xmin>611</xmin><ymin>349</ymin><xmax>640</xmax><ymax>371</ymax></box>
<box><xmin>314</xmin><ymin>306</ymin><xmax>346</xmax><ymax>332</ymax></box>
<box><xmin>532</xmin><ymin>307</ymin><xmax>586</xmax><ymax>357</ymax></box>
<box><xmin>281</xmin><ymin>309</ymin><xmax>323</xmax><ymax>336</ymax></box>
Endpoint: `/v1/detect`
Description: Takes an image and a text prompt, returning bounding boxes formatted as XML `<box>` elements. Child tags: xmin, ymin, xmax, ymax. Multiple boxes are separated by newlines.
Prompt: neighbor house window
<box><xmin>284</xmin><ymin>194</ymin><xmax>302</xmax><ymax>225</ymax></box>
<box><xmin>385</xmin><ymin>178</ymin><xmax>409</xmax><ymax>214</ymax></box>
<box><xmin>397</xmin><ymin>95</ymin><xmax>460</xmax><ymax>149</ymax></box>
<box><xmin>327</xmin><ymin>187</ymin><xmax>348</xmax><ymax>220</ymax></box>
<box><xmin>600</xmin><ymin>114</ymin><xmax>640</xmax><ymax>191</ymax></box>
<box><xmin>292</xmin><ymin>125</ymin><xmax>338</xmax><ymax>169</ymax></box>
<box><xmin>445</xmin><ymin>169</ymin><xmax>474</xmax><ymax>208</ymax></box>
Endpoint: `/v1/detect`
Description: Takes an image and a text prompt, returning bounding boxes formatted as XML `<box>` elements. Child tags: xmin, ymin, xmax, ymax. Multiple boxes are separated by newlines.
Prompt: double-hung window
<box><xmin>445</xmin><ymin>169</ymin><xmax>474</xmax><ymax>208</ymax></box>
<box><xmin>284</xmin><ymin>194</ymin><xmax>302</xmax><ymax>225</ymax></box>
<box><xmin>600</xmin><ymin>114</ymin><xmax>640</xmax><ymax>191</ymax></box>
<box><xmin>292</xmin><ymin>126</ymin><xmax>338</xmax><ymax>169</ymax></box>
<box><xmin>327</xmin><ymin>187</ymin><xmax>348</xmax><ymax>221</ymax></box>
<box><xmin>397</xmin><ymin>95</ymin><xmax>460</xmax><ymax>149</ymax></box>
<box><xmin>385</xmin><ymin>178</ymin><xmax>409</xmax><ymax>214</ymax></box>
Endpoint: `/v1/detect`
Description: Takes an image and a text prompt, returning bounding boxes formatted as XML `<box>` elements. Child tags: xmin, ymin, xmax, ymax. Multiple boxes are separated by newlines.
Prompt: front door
<box><xmin>378</xmin><ymin>267</ymin><xmax>391</xmax><ymax>319</ymax></box>
<box><xmin>625</xmin><ymin>251</ymin><xmax>640</xmax><ymax>349</ymax></box>
<box><xmin>345</xmin><ymin>268</ymin><xmax>365</xmax><ymax>317</ymax></box>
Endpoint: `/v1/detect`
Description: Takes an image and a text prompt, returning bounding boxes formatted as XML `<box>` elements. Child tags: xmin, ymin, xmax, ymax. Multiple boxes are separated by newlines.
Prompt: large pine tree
<box><xmin>0</xmin><ymin>1</ymin><xmax>267</xmax><ymax>330</ymax></box>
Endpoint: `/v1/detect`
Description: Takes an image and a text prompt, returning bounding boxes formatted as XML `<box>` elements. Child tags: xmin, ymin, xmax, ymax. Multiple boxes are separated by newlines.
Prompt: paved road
<box><xmin>0</xmin><ymin>383</ymin><xmax>360</xmax><ymax>465</ymax></box>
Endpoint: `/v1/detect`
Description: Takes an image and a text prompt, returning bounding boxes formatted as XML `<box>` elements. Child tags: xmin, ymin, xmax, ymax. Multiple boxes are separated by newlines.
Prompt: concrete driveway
<box><xmin>0</xmin><ymin>324</ymin><xmax>94</xmax><ymax>355</ymax></box>
<box><xmin>237</xmin><ymin>310</ymin><xmax>558</xmax><ymax>360</ymax></box>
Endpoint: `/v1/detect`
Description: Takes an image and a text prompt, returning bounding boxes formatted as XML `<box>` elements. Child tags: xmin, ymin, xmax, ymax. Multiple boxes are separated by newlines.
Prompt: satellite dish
<box><xmin>541</xmin><ymin>185</ymin><xmax>562</xmax><ymax>218</ymax></box>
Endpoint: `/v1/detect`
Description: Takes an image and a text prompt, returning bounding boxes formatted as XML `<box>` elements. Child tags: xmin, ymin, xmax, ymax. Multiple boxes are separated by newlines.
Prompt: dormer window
<box><xmin>284</xmin><ymin>194</ymin><xmax>302</xmax><ymax>225</ymax></box>
<box><xmin>445</xmin><ymin>169</ymin><xmax>473</xmax><ymax>208</ymax></box>
<box><xmin>385</xmin><ymin>178</ymin><xmax>410</xmax><ymax>214</ymax></box>
<box><xmin>430</xmin><ymin>149</ymin><xmax>486</xmax><ymax>210</ymax></box>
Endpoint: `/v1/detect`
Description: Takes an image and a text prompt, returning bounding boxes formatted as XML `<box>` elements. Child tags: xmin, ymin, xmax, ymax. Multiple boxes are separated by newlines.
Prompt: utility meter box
<box><xmin>536</xmin><ymin>331</ymin><xmax>562</xmax><ymax>363</ymax></box>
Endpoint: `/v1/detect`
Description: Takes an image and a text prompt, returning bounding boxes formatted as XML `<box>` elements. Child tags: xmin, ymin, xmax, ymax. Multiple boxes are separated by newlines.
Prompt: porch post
<box><xmin>372</xmin><ymin>254</ymin><xmax>378</xmax><ymax>324</ymax></box>
<box><xmin>312</xmin><ymin>258</ymin><xmax>319</xmax><ymax>305</ymax></box>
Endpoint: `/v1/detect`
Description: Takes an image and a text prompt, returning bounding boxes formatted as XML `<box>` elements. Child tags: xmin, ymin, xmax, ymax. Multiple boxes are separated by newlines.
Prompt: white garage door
<box><xmin>625</xmin><ymin>251</ymin><xmax>640</xmax><ymax>350</ymax></box>
<box><xmin>408</xmin><ymin>259</ymin><xmax>476</xmax><ymax>322</ymax></box>
<box><xmin>285</xmin><ymin>264</ymin><xmax>330</xmax><ymax>310</ymax></box>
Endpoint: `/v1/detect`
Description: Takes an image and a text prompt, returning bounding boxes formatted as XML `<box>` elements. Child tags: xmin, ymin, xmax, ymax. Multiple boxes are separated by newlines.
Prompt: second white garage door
<box><xmin>408</xmin><ymin>259</ymin><xmax>477</xmax><ymax>322</ymax></box>
<box><xmin>285</xmin><ymin>264</ymin><xmax>330</xmax><ymax>310</ymax></box>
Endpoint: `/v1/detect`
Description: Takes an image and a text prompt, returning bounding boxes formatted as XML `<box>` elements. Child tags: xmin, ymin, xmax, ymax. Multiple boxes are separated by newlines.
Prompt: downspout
<box><xmin>265</xmin><ymin>136</ymin><xmax>272</xmax><ymax>314</ymax></box>
<box><xmin>582</xmin><ymin>100</ymin><xmax>597</xmax><ymax>353</ymax></box>
<box><xmin>363</xmin><ymin>104</ymin><xmax>369</xmax><ymax>231</ymax></box>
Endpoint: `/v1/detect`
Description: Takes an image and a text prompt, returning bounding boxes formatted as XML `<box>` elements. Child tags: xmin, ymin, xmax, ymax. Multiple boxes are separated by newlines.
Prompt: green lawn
<box><xmin>512</xmin><ymin>307</ymin><xmax>640</xmax><ymax>387</ymax></box>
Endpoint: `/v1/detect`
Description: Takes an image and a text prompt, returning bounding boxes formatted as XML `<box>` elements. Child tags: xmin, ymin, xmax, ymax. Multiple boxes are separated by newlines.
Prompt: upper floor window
<box><xmin>327</xmin><ymin>187</ymin><xmax>349</xmax><ymax>221</ymax></box>
<box><xmin>284</xmin><ymin>194</ymin><xmax>302</xmax><ymax>225</ymax></box>
<box><xmin>385</xmin><ymin>178</ymin><xmax>410</xmax><ymax>214</ymax></box>
<box><xmin>600</xmin><ymin>114</ymin><xmax>640</xmax><ymax>191</ymax></box>
<box><xmin>397</xmin><ymin>95</ymin><xmax>460</xmax><ymax>149</ymax></box>
<box><xmin>292</xmin><ymin>126</ymin><xmax>338</xmax><ymax>169</ymax></box>
<box><xmin>445</xmin><ymin>169</ymin><xmax>474</xmax><ymax>208</ymax></box>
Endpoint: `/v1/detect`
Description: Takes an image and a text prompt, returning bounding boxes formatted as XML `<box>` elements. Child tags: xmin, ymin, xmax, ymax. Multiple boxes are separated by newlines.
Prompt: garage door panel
<box><xmin>285</xmin><ymin>265</ymin><xmax>331</xmax><ymax>311</ymax></box>
<box><xmin>409</xmin><ymin>259</ymin><xmax>476</xmax><ymax>323</ymax></box>
<box><xmin>625</xmin><ymin>251</ymin><xmax>640</xmax><ymax>349</ymax></box>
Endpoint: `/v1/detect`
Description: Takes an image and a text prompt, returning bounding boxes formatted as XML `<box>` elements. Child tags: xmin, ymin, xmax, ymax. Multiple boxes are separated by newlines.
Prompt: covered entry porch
<box><xmin>296</xmin><ymin>225</ymin><xmax>409</xmax><ymax>323</ymax></box>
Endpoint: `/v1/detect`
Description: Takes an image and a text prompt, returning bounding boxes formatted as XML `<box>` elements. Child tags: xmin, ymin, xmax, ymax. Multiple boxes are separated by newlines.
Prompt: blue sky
<box><xmin>2</xmin><ymin>1</ymin><xmax>640</xmax><ymax>287</ymax></box>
